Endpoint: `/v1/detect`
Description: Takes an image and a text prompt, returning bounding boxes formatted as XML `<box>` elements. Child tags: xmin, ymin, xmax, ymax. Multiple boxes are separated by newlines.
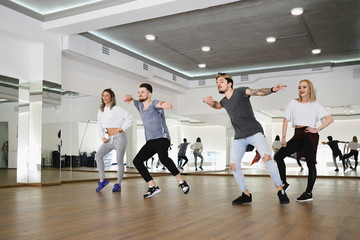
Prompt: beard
<box><xmin>139</xmin><ymin>97</ymin><xmax>147</xmax><ymax>102</ymax></box>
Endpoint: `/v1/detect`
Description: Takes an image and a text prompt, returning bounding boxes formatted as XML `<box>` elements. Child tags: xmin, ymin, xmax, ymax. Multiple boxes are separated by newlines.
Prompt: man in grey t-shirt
<box><xmin>203</xmin><ymin>72</ymin><xmax>289</xmax><ymax>205</ymax></box>
<box><xmin>124</xmin><ymin>83</ymin><xmax>190</xmax><ymax>198</ymax></box>
<box><xmin>178</xmin><ymin>138</ymin><xmax>190</xmax><ymax>169</ymax></box>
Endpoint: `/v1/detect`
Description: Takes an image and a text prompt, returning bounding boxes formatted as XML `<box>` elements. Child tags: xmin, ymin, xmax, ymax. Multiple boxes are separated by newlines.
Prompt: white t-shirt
<box><xmin>97</xmin><ymin>105</ymin><xmax>133</xmax><ymax>138</ymax></box>
<box><xmin>284</xmin><ymin>99</ymin><xmax>329</xmax><ymax>128</ymax></box>
<box><xmin>348</xmin><ymin>141</ymin><xmax>360</xmax><ymax>150</ymax></box>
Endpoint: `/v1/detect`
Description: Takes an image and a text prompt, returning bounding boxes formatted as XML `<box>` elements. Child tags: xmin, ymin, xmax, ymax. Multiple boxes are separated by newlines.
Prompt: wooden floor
<box><xmin>0</xmin><ymin>175</ymin><xmax>359</xmax><ymax>240</ymax></box>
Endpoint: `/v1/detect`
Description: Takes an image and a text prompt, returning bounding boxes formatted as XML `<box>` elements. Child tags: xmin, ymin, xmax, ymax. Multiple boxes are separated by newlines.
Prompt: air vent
<box><xmin>143</xmin><ymin>62</ymin><xmax>148</xmax><ymax>71</ymax></box>
<box><xmin>198</xmin><ymin>80</ymin><xmax>205</xmax><ymax>86</ymax></box>
<box><xmin>172</xmin><ymin>75</ymin><xmax>177</xmax><ymax>81</ymax></box>
<box><xmin>312</xmin><ymin>67</ymin><xmax>323</xmax><ymax>71</ymax></box>
<box><xmin>102</xmin><ymin>45</ymin><xmax>109</xmax><ymax>55</ymax></box>
<box><xmin>353</xmin><ymin>68</ymin><xmax>360</xmax><ymax>79</ymax></box>
<box><xmin>241</xmin><ymin>75</ymin><xmax>249</xmax><ymax>82</ymax></box>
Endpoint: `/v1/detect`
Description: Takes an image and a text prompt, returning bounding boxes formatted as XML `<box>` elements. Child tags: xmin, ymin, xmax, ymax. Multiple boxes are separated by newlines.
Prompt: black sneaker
<box><xmin>283</xmin><ymin>182</ymin><xmax>290</xmax><ymax>193</ymax></box>
<box><xmin>277</xmin><ymin>190</ymin><xmax>290</xmax><ymax>204</ymax></box>
<box><xmin>143</xmin><ymin>186</ymin><xmax>161</xmax><ymax>199</ymax></box>
<box><xmin>296</xmin><ymin>192</ymin><xmax>313</xmax><ymax>202</ymax></box>
<box><xmin>179</xmin><ymin>181</ymin><xmax>191</xmax><ymax>194</ymax></box>
<box><xmin>232</xmin><ymin>192</ymin><xmax>252</xmax><ymax>205</ymax></box>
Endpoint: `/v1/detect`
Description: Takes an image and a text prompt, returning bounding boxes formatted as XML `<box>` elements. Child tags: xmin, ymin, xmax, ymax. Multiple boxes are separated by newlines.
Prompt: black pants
<box><xmin>275</xmin><ymin>127</ymin><xmax>319</xmax><ymax>194</ymax></box>
<box><xmin>343</xmin><ymin>150</ymin><xmax>358</xmax><ymax>169</ymax></box>
<box><xmin>133</xmin><ymin>138</ymin><xmax>179</xmax><ymax>182</ymax></box>
<box><xmin>178</xmin><ymin>156</ymin><xmax>188</xmax><ymax>167</ymax></box>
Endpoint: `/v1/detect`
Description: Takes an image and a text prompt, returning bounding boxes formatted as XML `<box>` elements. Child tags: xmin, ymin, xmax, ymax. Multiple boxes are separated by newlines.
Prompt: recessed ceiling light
<box><xmin>145</xmin><ymin>34</ymin><xmax>156</xmax><ymax>41</ymax></box>
<box><xmin>201</xmin><ymin>46</ymin><xmax>211</xmax><ymax>52</ymax></box>
<box><xmin>266</xmin><ymin>37</ymin><xmax>276</xmax><ymax>43</ymax></box>
<box><xmin>312</xmin><ymin>49</ymin><xmax>321</xmax><ymax>54</ymax></box>
<box><xmin>198</xmin><ymin>63</ymin><xmax>206</xmax><ymax>68</ymax></box>
<box><xmin>291</xmin><ymin>7</ymin><xmax>304</xmax><ymax>16</ymax></box>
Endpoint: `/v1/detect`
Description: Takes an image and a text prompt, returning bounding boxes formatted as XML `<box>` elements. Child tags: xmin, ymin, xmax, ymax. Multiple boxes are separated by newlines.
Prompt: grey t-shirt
<box><xmin>178</xmin><ymin>142</ymin><xmax>189</xmax><ymax>156</ymax></box>
<box><xmin>220</xmin><ymin>87</ymin><xmax>264</xmax><ymax>139</ymax></box>
<box><xmin>134</xmin><ymin>99</ymin><xmax>170</xmax><ymax>142</ymax></box>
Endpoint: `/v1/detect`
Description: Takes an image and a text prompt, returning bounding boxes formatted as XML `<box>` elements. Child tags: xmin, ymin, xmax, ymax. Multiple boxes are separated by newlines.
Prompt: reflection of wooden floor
<box><xmin>0</xmin><ymin>175</ymin><xmax>359</xmax><ymax>239</ymax></box>
<box><xmin>1</xmin><ymin>164</ymin><xmax>359</xmax><ymax>188</ymax></box>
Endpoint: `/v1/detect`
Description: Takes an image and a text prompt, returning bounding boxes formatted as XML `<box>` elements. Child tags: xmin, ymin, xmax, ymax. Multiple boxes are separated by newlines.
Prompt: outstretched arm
<box><xmin>123</xmin><ymin>95</ymin><xmax>135</xmax><ymax>105</ymax></box>
<box><xmin>203</xmin><ymin>96</ymin><xmax>222</xmax><ymax>109</ymax></box>
<box><xmin>156</xmin><ymin>101</ymin><xmax>172</xmax><ymax>109</ymax></box>
<box><xmin>245</xmin><ymin>84</ymin><xmax>287</xmax><ymax>96</ymax></box>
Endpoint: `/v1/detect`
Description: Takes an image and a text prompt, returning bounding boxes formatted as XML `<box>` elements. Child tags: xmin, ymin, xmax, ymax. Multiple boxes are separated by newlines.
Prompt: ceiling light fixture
<box><xmin>198</xmin><ymin>63</ymin><xmax>206</xmax><ymax>68</ymax></box>
<box><xmin>145</xmin><ymin>34</ymin><xmax>156</xmax><ymax>41</ymax></box>
<box><xmin>201</xmin><ymin>46</ymin><xmax>211</xmax><ymax>52</ymax></box>
<box><xmin>266</xmin><ymin>37</ymin><xmax>276</xmax><ymax>43</ymax></box>
<box><xmin>312</xmin><ymin>49</ymin><xmax>321</xmax><ymax>54</ymax></box>
<box><xmin>291</xmin><ymin>7</ymin><xmax>304</xmax><ymax>16</ymax></box>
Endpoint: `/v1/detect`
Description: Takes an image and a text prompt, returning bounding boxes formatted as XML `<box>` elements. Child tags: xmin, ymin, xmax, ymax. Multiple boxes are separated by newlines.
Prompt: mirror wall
<box><xmin>0</xmin><ymin>75</ymin><xmax>19</xmax><ymax>186</ymax></box>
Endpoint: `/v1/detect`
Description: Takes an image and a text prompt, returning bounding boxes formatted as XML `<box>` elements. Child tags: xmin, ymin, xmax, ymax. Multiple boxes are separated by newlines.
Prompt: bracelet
<box><xmin>212</xmin><ymin>101</ymin><xmax>217</xmax><ymax>108</ymax></box>
<box><xmin>271</xmin><ymin>87</ymin><xmax>275</xmax><ymax>93</ymax></box>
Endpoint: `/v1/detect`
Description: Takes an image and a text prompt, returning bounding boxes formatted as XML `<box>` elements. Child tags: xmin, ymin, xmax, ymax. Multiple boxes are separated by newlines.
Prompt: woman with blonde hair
<box><xmin>275</xmin><ymin>79</ymin><xmax>333</xmax><ymax>202</ymax></box>
<box><xmin>341</xmin><ymin>136</ymin><xmax>360</xmax><ymax>170</ymax></box>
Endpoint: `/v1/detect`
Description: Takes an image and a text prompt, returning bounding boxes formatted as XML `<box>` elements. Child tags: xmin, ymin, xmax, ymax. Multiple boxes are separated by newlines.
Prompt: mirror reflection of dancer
<box><xmin>123</xmin><ymin>83</ymin><xmax>190</xmax><ymax>198</ymax></box>
<box><xmin>322</xmin><ymin>136</ymin><xmax>346</xmax><ymax>172</ymax></box>
<box><xmin>178</xmin><ymin>138</ymin><xmax>190</xmax><ymax>170</ymax></box>
<box><xmin>2</xmin><ymin>141</ymin><xmax>8</xmax><ymax>167</ymax></box>
<box><xmin>275</xmin><ymin>79</ymin><xmax>333</xmax><ymax>202</ymax></box>
<box><xmin>95</xmin><ymin>89</ymin><xmax>133</xmax><ymax>192</ymax></box>
<box><xmin>203</xmin><ymin>72</ymin><xmax>289</xmax><ymax>205</ymax></box>
<box><xmin>190</xmin><ymin>137</ymin><xmax>204</xmax><ymax>171</ymax></box>
<box><xmin>341</xmin><ymin>136</ymin><xmax>360</xmax><ymax>171</ymax></box>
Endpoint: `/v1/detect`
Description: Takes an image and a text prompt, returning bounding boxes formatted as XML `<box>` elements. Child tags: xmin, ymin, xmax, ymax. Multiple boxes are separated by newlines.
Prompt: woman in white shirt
<box><xmin>190</xmin><ymin>137</ymin><xmax>204</xmax><ymax>171</ymax></box>
<box><xmin>341</xmin><ymin>136</ymin><xmax>360</xmax><ymax>170</ymax></box>
<box><xmin>95</xmin><ymin>89</ymin><xmax>133</xmax><ymax>192</ymax></box>
<box><xmin>274</xmin><ymin>79</ymin><xmax>333</xmax><ymax>202</ymax></box>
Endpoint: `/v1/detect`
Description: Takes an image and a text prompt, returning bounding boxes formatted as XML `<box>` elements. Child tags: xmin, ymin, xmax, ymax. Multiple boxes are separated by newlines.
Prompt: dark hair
<box><xmin>140</xmin><ymin>83</ymin><xmax>153</xmax><ymax>93</ymax></box>
<box><xmin>183</xmin><ymin>138</ymin><xmax>187</xmax><ymax>142</ymax></box>
<box><xmin>196</xmin><ymin>137</ymin><xmax>201</xmax><ymax>142</ymax></box>
<box><xmin>327</xmin><ymin>136</ymin><xmax>333</xmax><ymax>141</ymax></box>
<box><xmin>275</xmin><ymin>135</ymin><xmax>280</xmax><ymax>141</ymax></box>
<box><xmin>216</xmin><ymin>72</ymin><xmax>233</xmax><ymax>89</ymax></box>
<box><xmin>100</xmin><ymin>88</ymin><xmax>116</xmax><ymax>112</ymax></box>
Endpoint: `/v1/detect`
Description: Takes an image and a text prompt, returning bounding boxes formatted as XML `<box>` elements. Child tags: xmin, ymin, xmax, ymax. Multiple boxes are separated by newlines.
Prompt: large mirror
<box><xmin>41</xmin><ymin>81</ymin><xmax>62</xmax><ymax>184</ymax></box>
<box><xmin>0</xmin><ymin>75</ymin><xmax>19</xmax><ymax>186</ymax></box>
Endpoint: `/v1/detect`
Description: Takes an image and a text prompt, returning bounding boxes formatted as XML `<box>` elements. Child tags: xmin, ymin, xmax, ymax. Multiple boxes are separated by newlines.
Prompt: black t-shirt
<box><xmin>220</xmin><ymin>87</ymin><xmax>264</xmax><ymax>139</ymax></box>
<box><xmin>328</xmin><ymin>140</ymin><xmax>341</xmax><ymax>156</ymax></box>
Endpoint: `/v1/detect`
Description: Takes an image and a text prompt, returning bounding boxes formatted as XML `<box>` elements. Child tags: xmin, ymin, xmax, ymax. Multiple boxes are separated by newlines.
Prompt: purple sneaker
<box><xmin>112</xmin><ymin>183</ymin><xmax>121</xmax><ymax>192</ymax></box>
<box><xmin>96</xmin><ymin>179</ymin><xmax>109</xmax><ymax>192</ymax></box>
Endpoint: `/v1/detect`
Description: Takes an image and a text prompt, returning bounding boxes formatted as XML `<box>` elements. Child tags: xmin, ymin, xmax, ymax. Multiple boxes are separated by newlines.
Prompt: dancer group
<box><xmin>94</xmin><ymin>72</ymin><xmax>335</xmax><ymax>204</ymax></box>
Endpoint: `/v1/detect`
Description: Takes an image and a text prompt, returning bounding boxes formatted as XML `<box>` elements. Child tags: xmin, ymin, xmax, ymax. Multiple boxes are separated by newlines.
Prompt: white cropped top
<box><xmin>348</xmin><ymin>142</ymin><xmax>360</xmax><ymax>150</ymax></box>
<box><xmin>97</xmin><ymin>105</ymin><xmax>133</xmax><ymax>138</ymax></box>
<box><xmin>284</xmin><ymin>99</ymin><xmax>329</xmax><ymax>128</ymax></box>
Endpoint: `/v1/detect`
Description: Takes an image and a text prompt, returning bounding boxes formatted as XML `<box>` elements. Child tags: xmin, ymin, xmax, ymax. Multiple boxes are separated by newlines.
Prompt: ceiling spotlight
<box><xmin>145</xmin><ymin>34</ymin><xmax>156</xmax><ymax>41</ymax></box>
<box><xmin>291</xmin><ymin>7</ymin><xmax>304</xmax><ymax>16</ymax></box>
<box><xmin>198</xmin><ymin>63</ymin><xmax>206</xmax><ymax>68</ymax></box>
<box><xmin>312</xmin><ymin>49</ymin><xmax>321</xmax><ymax>54</ymax></box>
<box><xmin>266</xmin><ymin>37</ymin><xmax>276</xmax><ymax>43</ymax></box>
<box><xmin>201</xmin><ymin>46</ymin><xmax>211</xmax><ymax>52</ymax></box>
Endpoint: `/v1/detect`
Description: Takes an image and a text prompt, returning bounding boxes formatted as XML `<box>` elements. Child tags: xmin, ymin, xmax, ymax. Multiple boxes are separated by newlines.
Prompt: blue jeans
<box><xmin>230</xmin><ymin>132</ymin><xmax>283</xmax><ymax>192</ymax></box>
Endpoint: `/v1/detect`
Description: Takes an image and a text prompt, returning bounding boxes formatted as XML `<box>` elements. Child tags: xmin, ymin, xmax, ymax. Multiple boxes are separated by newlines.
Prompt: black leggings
<box><xmin>178</xmin><ymin>156</ymin><xmax>188</xmax><ymax>167</ymax></box>
<box><xmin>275</xmin><ymin>129</ymin><xmax>319</xmax><ymax>194</ymax></box>
<box><xmin>343</xmin><ymin>150</ymin><xmax>358</xmax><ymax>169</ymax></box>
<box><xmin>133</xmin><ymin>138</ymin><xmax>179</xmax><ymax>182</ymax></box>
